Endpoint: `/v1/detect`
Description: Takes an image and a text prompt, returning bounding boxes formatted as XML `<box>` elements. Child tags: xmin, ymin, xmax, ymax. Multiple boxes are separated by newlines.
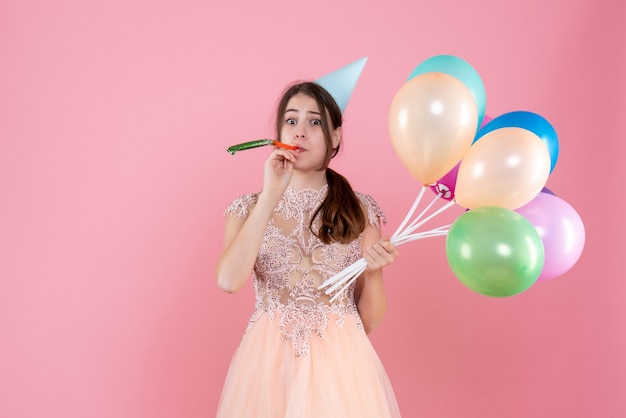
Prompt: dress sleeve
<box><xmin>355</xmin><ymin>192</ymin><xmax>387</xmax><ymax>226</ymax></box>
<box><xmin>224</xmin><ymin>193</ymin><xmax>258</xmax><ymax>218</ymax></box>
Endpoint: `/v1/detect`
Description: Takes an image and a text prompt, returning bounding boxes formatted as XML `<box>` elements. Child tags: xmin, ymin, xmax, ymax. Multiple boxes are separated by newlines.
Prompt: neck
<box><xmin>289</xmin><ymin>169</ymin><xmax>327</xmax><ymax>190</ymax></box>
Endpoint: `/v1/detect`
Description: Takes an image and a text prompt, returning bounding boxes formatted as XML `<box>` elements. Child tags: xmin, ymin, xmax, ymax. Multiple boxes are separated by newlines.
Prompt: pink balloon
<box><xmin>515</xmin><ymin>193</ymin><xmax>585</xmax><ymax>281</ymax></box>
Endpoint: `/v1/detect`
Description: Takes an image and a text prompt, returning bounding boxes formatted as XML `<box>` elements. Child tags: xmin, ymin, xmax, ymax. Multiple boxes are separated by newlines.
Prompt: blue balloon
<box><xmin>475</xmin><ymin>111</ymin><xmax>559</xmax><ymax>173</ymax></box>
<box><xmin>408</xmin><ymin>55</ymin><xmax>486</xmax><ymax>129</ymax></box>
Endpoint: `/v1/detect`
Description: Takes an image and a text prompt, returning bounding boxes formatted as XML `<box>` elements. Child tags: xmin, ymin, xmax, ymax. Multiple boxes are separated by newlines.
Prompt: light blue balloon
<box><xmin>475</xmin><ymin>111</ymin><xmax>559</xmax><ymax>173</ymax></box>
<box><xmin>408</xmin><ymin>55</ymin><xmax>486</xmax><ymax>129</ymax></box>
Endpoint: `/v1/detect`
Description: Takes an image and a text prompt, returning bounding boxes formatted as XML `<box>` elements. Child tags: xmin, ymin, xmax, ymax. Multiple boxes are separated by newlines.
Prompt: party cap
<box><xmin>315</xmin><ymin>56</ymin><xmax>367</xmax><ymax>113</ymax></box>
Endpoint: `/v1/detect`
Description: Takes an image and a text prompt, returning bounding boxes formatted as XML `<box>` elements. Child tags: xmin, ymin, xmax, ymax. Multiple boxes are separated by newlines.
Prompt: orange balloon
<box><xmin>388</xmin><ymin>73</ymin><xmax>478</xmax><ymax>185</ymax></box>
<box><xmin>455</xmin><ymin>127</ymin><xmax>551</xmax><ymax>209</ymax></box>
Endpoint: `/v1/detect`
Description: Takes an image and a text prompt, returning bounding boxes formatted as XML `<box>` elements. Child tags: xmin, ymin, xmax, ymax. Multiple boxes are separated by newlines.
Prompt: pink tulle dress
<box><xmin>217</xmin><ymin>185</ymin><xmax>401</xmax><ymax>418</ymax></box>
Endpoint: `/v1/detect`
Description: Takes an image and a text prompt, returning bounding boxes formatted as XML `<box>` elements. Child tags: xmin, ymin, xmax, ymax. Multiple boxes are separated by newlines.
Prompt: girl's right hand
<box><xmin>263</xmin><ymin>148</ymin><xmax>296</xmax><ymax>195</ymax></box>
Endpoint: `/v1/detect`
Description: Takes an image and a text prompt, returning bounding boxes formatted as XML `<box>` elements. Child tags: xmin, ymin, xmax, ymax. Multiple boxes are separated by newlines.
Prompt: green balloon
<box><xmin>446</xmin><ymin>207</ymin><xmax>544</xmax><ymax>297</ymax></box>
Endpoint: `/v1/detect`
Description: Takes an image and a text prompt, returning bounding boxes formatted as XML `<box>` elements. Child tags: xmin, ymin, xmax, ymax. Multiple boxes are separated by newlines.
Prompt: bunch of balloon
<box><xmin>447</xmin><ymin>111</ymin><xmax>585</xmax><ymax>297</ymax></box>
<box><xmin>319</xmin><ymin>54</ymin><xmax>486</xmax><ymax>300</ymax></box>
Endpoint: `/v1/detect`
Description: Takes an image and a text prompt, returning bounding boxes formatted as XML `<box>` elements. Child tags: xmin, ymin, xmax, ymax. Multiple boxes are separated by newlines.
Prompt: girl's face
<box><xmin>280</xmin><ymin>93</ymin><xmax>340</xmax><ymax>171</ymax></box>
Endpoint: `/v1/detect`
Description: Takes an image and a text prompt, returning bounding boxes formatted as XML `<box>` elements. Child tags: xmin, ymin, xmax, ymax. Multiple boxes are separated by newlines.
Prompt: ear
<box><xmin>331</xmin><ymin>126</ymin><xmax>342</xmax><ymax>149</ymax></box>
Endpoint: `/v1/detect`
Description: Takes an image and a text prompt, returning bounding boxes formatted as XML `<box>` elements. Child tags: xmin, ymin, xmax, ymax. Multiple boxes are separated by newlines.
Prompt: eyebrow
<box><xmin>285</xmin><ymin>108</ymin><xmax>321</xmax><ymax>116</ymax></box>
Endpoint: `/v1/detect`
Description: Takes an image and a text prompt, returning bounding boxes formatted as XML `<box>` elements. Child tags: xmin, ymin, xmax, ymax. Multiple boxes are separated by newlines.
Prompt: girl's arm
<box><xmin>215</xmin><ymin>149</ymin><xmax>296</xmax><ymax>293</ymax></box>
<box><xmin>215</xmin><ymin>190</ymin><xmax>282</xmax><ymax>293</ymax></box>
<box><xmin>355</xmin><ymin>222</ymin><xmax>398</xmax><ymax>334</ymax></box>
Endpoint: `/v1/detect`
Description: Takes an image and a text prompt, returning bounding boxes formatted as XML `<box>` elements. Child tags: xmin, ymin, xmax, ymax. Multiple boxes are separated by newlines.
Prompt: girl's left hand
<box><xmin>364</xmin><ymin>240</ymin><xmax>398</xmax><ymax>272</ymax></box>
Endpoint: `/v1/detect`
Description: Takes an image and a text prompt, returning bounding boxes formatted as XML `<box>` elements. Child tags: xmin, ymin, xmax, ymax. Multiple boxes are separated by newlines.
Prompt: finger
<box><xmin>364</xmin><ymin>251</ymin><xmax>383</xmax><ymax>269</ymax></box>
<box><xmin>372</xmin><ymin>241</ymin><xmax>390</xmax><ymax>257</ymax></box>
<box><xmin>272</xmin><ymin>148</ymin><xmax>296</xmax><ymax>162</ymax></box>
<box><xmin>368</xmin><ymin>246</ymin><xmax>387</xmax><ymax>264</ymax></box>
<box><xmin>369</xmin><ymin>242</ymin><xmax>397</xmax><ymax>265</ymax></box>
<box><xmin>378</xmin><ymin>240</ymin><xmax>398</xmax><ymax>257</ymax></box>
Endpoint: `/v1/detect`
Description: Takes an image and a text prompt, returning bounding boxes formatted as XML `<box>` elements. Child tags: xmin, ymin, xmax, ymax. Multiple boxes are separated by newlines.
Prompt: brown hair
<box><xmin>275</xmin><ymin>82</ymin><xmax>366</xmax><ymax>244</ymax></box>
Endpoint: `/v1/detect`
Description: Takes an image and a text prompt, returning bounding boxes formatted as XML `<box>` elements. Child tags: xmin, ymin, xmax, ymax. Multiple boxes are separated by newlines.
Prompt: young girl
<box><xmin>216</xmin><ymin>81</ymin><xmax>401</xmax><ymax>417</ymax></box>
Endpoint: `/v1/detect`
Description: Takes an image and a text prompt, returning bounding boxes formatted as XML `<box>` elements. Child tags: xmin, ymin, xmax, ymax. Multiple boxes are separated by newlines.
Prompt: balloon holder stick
<box><xmin>318</xmin><ymin>185</ymin><xmax>455</xmax><ymax>302</ymax></box>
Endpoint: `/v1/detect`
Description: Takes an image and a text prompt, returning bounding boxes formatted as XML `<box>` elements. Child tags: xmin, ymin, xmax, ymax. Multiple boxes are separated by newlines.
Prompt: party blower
<box><xmin>227</xmin><ymin>139</ymin><xmax>298</xmax><ymax>155</ymax></box>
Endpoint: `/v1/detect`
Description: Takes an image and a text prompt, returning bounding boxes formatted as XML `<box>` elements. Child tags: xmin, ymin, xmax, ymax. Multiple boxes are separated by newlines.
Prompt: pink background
<box><xmin>1</xmin><ymin>0</ymin><xmax>624</xmax><ymax>417</ymax></box>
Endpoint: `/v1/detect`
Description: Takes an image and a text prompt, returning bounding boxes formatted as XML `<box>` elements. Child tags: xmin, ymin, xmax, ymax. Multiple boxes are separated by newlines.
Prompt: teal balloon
<box><xmin>446</xmin><ymin>207</ymin><xmax>544</xmax><ymax>297</ymax></box>
<box><xmin>408</xmin><ymin>55</ymin><xmax>486</xmax><ymax>129</ymax></box>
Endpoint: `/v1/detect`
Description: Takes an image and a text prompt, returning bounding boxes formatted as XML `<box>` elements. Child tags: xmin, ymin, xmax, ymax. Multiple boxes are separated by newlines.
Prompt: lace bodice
<box><xmin>225</xmin><ymin>185</ymin><xmax>386</xmax><ymax>356</ymax></box>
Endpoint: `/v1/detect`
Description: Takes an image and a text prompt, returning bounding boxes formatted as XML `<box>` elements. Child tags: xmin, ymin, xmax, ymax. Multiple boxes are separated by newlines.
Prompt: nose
<box><xmin>295</xmin><ymin>125</ymin><xmax>306</xmax><ymax>139</ymax></box>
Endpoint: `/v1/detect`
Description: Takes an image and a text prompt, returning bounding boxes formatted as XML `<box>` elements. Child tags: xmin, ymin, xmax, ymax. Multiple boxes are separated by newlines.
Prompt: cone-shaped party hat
<box><xmin>315</xmin><ymin>57</ymin><xmax>367</xmax><ymax>113</ymax></box>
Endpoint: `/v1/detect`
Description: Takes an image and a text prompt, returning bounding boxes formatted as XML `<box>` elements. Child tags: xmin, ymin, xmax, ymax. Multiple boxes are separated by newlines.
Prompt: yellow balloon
<box><xmin>388</xmin><ymin>72</ymin><xmax>478</xmax><ymax>185</ymax></box>
<box><xmin>455</xmin><ymin>127</ymin><xmax>551</xmax><ymax>209</ymax></box>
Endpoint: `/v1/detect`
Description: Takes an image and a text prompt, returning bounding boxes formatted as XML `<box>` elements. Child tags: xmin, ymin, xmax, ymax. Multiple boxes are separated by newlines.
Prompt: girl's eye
<box><xmin>311</xmin><ymin>119</ymin><xmax>321</xmax><ymax>126</ymax></box>
<box><xmin>285</xmin><ymin>119</ymin><xmax>296</xmax><ymax>125</ymax></box>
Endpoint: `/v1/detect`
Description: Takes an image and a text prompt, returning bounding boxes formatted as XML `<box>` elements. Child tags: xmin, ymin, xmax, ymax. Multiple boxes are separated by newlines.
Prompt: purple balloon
<box><xmin>515</xmin><ymin>193</ymin><xmax>585</xmax><ymax>281</ymax></box>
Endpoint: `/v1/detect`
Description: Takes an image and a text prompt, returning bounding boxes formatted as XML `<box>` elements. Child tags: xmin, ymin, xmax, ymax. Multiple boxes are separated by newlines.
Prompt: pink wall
<box><xmin>1</xmin><ymin>0</ymin><xmax>624</xmax><ymax>417</ymax></box>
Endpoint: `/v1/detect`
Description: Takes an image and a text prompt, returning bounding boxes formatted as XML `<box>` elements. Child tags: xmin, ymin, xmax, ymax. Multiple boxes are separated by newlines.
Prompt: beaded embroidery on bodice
<box><xmin>225</xmin><ymin>185</ymin><xmax>385</xmax><ymax>357</ymax></box>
